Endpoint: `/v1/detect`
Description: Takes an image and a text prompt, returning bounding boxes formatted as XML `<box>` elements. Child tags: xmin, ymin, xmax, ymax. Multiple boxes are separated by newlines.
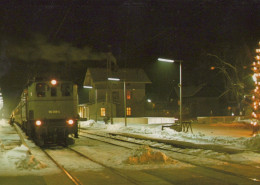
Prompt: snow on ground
<box><xmin>0</xmin><ymin>119</ymin><xmax>59</xmax><ymax>176</ymax></box>
<box><xmin>78</xmin><ymin>120</ymin><xmax>260</xmax><ymax>168</ymax></box>
<box><xmin>1</xmin><ymin>118</ymin><xmax>260</xmax><ymax>176</ymax></box>
<box><xmin>79</xmin><ymin>120</ymin><xmax>260</xmax><ymax>151</ymax></box>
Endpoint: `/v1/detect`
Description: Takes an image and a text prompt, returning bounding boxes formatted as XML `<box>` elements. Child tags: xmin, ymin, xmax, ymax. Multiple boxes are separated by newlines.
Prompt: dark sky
<box><xmin>0</xmin><ymin>0</ymin><xmax>260</xmax><ymax>112</ymax></box>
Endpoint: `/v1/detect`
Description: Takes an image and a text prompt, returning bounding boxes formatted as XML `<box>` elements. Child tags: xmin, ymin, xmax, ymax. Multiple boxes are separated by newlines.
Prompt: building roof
<box><xmin>84</xmin><ymin>68</ymin><xmax>151</xmax><ymax>84</ymax></box>
<box><xmin>174</xmin><ymin>83</ymin><xmax>222</xmax><ymax>98</ymax></box>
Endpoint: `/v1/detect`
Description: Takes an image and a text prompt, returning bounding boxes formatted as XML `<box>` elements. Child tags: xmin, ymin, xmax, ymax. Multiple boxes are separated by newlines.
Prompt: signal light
<box><xmin>67</xmin><ymin>119</ymin><xmax>74</xmax><ymax>125</ymax></box>
<box><xmin>35</xmin><ymin>120</ymin><xmax>42</xmax><ymax>126</ymax></box>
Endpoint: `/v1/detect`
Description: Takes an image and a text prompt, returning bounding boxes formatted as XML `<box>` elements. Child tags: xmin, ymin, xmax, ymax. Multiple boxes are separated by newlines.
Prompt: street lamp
<box><xmin>83</xmin><ymin>85</ymin><xmax>95</xmax><ymax>120</ymax></box>
<box><xmin>108</xmin><ymin>77</ymin><xmax>127</xmax><ymax>126</ymax></box>
<box><xmin>158</xmin><ymin>58</ymin><xmax>183</xmax><ymax>126</ymax></box>
<box><xmin>123</xmin><ymin>80</ymin><xmax>127</xmax><ymax>127</ymax></box>
<box><xmin>107</xmin><ymin>77</ymin><xmax>120</xmax><ymax>124</ymax></box>
<box><xmin>83</xmin><ymin>85</ymin><xmax>93</xmax><ymax>89</ymax></box>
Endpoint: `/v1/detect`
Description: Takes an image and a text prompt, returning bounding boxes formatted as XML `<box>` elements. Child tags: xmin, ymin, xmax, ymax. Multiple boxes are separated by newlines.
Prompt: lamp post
<box><xmin>158</xmin><ymin>58</ymin><xmax>183</xmax><ymax>126</ymax></box>
<box><xmin>108</xmin><ymin>77</ymin><xmax>127</xmax><ymax>127</ymax></box>
<box><xmin>83</xmin><ymin>85</ymin><xmax>95</xmax><ymax>121</ymax></box>
<box><xmin>123</xmin><ymin>80</ymin><xmax>127</xmax><ymax>127</ymax></box>
<box><xmin>108</xmin><ymin>77</ymin><xmax>120</xmax><ymax>124</ymax></box>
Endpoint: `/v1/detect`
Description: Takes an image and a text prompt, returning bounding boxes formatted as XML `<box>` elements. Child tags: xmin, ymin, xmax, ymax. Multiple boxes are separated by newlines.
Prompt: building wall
<box><xmin>85</xmin><ymin>82</ymin><xmax>146</xmax><ymax>117</ymax></box>
<box><xmin>79</xmin><ymin>102</ymin><xmax>117</xmax><ymax>121</ymax></box>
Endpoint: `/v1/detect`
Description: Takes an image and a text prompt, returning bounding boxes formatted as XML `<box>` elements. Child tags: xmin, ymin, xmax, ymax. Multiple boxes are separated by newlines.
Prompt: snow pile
<box><xmin>243</xmin><ymin>135</ymin><xmax>260</xmax><ymax>150</ymax></box>
<box><xmin>80</xmin><ymin>120</ymin><xmax>95</xmax><ymax>127</ymax></box>
<box><xmin>16</xmin><ymin>154</ymin><xmax>47</xmax><ymax>170</ymax></box>
<box><xmin>126</xmin><ymin>145</ymin><xmax>176</xmax><ymax>165</ymax></box>
<box><xmin>5</xmin><ymin>144</ymin><xmax>47</xmax><ymax>170</ymax></box>
<box><xmin>0</xmin><ymin>119</ymin><xmax>8</xmax><ymax>127</ymax></box>
<box><xmin>80</xmin><ymin>120</ymin><xmax>106</xmax><ymax>129</ymax></box>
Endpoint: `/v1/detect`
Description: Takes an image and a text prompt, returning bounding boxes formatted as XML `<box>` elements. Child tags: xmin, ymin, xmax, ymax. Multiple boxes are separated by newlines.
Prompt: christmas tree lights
<box><xmin>251</xmin><ymin>41</ymin><xmax>260</xmax><ymax>126</ymax></box>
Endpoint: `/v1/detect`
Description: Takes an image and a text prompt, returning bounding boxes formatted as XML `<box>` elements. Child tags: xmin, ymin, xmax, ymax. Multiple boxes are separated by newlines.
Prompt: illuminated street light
<box><xmin>158</xmin><ymin>58</ymin><xmax>183</xmax><ymax>127</ymax></box>
<box><xmin>107</xmin><ymin>77</ymin><xmax>120</xmax><ymax>81</ymax></box>
<box><xmin>158</xmin><ymin>58</ymin><xmax>174</xmax><ymax>63</ymax></box>
<box><xmin>83</xmin><ymin>85</ymin><xmax>93</xmax><ymax>89</ymax></box>
<box><xmin>108</xmin><ymin>77</ymin><xmax>127</xmax><ymax>126</ymax></box>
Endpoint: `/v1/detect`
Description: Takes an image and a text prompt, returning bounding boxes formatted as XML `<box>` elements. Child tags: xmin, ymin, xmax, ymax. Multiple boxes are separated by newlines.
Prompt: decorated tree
<box><xmin>251</xmin><ymin>41</ymin><xmax>260</xmax><ymax>127</ymax></box>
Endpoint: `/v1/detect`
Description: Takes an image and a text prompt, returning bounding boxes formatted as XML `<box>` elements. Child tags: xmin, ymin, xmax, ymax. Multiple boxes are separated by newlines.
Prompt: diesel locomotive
<box><xmin>12</xmin><ymin>78</ymin><xmax>79</xmax><ymax>146</ymax></box>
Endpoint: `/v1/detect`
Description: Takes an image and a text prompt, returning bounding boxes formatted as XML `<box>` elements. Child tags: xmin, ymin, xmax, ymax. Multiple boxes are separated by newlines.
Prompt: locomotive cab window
<box><xmin>51</xmin><ymin>87</ymin><xmax>57</xmax><ymax>96</ymax></box>
<box><xmin>36</xmin><ymin>83</ymin><xmax>46</xmax><ymax>97</ymax></box>
<box><xmin>61</xmin><ymin>83</ymin><xmax>72</xmax><ymax>96</ymax></box>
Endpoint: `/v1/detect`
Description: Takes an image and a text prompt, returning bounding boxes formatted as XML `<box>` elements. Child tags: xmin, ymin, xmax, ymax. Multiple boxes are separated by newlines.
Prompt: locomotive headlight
<box><xmin>51</xmin><ymin>79</ymin><xmax>57</xmax><ymax>85</ymax></box>
<box><xmin>67</xmin><ymin>119</ymin><xmax>74</xmax><ymax>125</ymax></box>
<box><xmin>35</xmin><ymin>120</ymin><xmax>42</xmax><ymax>126</ymax></box>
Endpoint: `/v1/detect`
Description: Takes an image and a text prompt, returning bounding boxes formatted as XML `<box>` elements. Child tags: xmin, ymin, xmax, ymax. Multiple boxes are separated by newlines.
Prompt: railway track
<box><xmin>42</xmin><ymin>146</ymin><xmax>141</xmax><ymax>185</ymax></box>
<box><xmin>15</xmin><ymin>123</ymin><xmax>140</xmax><ymax>184</ymax></box>
<box><xmin>42</xmin><ymin>149</ymin><xmax>83</xmax><ymax>185</ymax></box>
<box><xmin>79</xmin><ymin>130</ymin><xmax>260</xmax><ymax>184</ymax></box>
<box><xmin>14</xmin><ymin>122</ymin><xmax>260</xmax><ymax>184</ymax></box>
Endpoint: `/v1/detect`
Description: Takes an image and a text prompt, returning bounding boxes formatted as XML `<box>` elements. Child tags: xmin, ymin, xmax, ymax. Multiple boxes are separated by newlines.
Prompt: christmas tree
<box><xmin>251</xmin><ymin>41</ymin><xmax>260</xmax><ymax>127</ymax></box>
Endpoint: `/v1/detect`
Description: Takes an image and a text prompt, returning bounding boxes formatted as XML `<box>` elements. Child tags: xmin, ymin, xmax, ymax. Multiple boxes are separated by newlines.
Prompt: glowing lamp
<box><xmin>158</xmin><ymin>58</ymin><xmax>174</xmax><ymax>63</ymax></box>
<box><xmin>35</xmin><ymin>120</ymin><xmax>42</xmax><ymax>126</ymax></box>
<box><xmin>51</xmin><ymin>79</ymin><xmax>57</xmax><ymax>85</ymax></box>
<box><xmin>67</xmin><ymin>119</ymin><xmax>74</xmax><ymax>125</ymax></box>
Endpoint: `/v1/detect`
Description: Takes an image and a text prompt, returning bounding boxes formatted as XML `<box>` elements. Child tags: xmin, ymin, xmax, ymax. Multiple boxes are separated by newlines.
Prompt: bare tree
<box><xmin>207</xmin><ymin>53</ymin><xmax>245</xmax><ymax>114</ymax></box>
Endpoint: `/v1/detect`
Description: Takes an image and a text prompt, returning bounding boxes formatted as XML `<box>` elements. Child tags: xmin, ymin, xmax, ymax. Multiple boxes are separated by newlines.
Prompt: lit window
<box><xmin>101</xmin><ymin>108</ymin><xmax>106</xmax><ymax>116</ymax></box>
<box><xmin>126</xmin><ymin>107</ymin><xmax>131</xmax><ymax>116</ymax></box>
<box><xmin>127</xmin><ymin>90</ymin><xmax>131</xmax><ymax>100</ymax></box>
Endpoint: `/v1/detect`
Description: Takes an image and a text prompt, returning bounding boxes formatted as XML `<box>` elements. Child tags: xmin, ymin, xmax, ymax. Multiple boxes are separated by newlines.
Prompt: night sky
<box><xmin>0</xmin><ymin>0</ymin><xmax>259</xmax><ymax>114</ymax></box>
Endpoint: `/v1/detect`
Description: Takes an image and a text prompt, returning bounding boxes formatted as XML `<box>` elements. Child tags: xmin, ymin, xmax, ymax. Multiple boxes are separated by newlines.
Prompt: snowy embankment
<box><xmin>0</xmin><ymin>120</ymin><xmax>58</xmax><ymax>175</ymax></box>
<box><xmin>79</xmin><ymin>120</ymin><xmax>260</xmax><ymax>152</ymax></box>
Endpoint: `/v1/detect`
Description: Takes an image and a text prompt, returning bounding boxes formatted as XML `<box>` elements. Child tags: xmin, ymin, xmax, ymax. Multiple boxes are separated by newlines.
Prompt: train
<box><xmin>12</xmin><ymin>78</ymin><xmax>79</xmax><ymax>146</ymax></box>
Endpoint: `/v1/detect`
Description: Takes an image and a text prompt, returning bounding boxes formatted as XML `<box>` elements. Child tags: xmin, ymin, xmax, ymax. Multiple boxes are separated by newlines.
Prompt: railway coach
<box><xmin>12</xmin><ymin>78</ymin><xmax>79</xmax><ymax>146</ymax></box>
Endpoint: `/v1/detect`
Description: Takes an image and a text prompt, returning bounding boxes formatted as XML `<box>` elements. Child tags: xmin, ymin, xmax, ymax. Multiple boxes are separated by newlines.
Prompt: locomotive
<box><xmin>12</xmin><ymin>78</ymin><xmax>79</xmax><ymax>146</ymax></box>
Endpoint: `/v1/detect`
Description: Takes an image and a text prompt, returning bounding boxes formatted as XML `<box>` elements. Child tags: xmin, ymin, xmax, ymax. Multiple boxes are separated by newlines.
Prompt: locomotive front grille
<box><xmin>43</xmin><ymin>119</ymin><xmax>67</xmax><ymax>127</ymax></box>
